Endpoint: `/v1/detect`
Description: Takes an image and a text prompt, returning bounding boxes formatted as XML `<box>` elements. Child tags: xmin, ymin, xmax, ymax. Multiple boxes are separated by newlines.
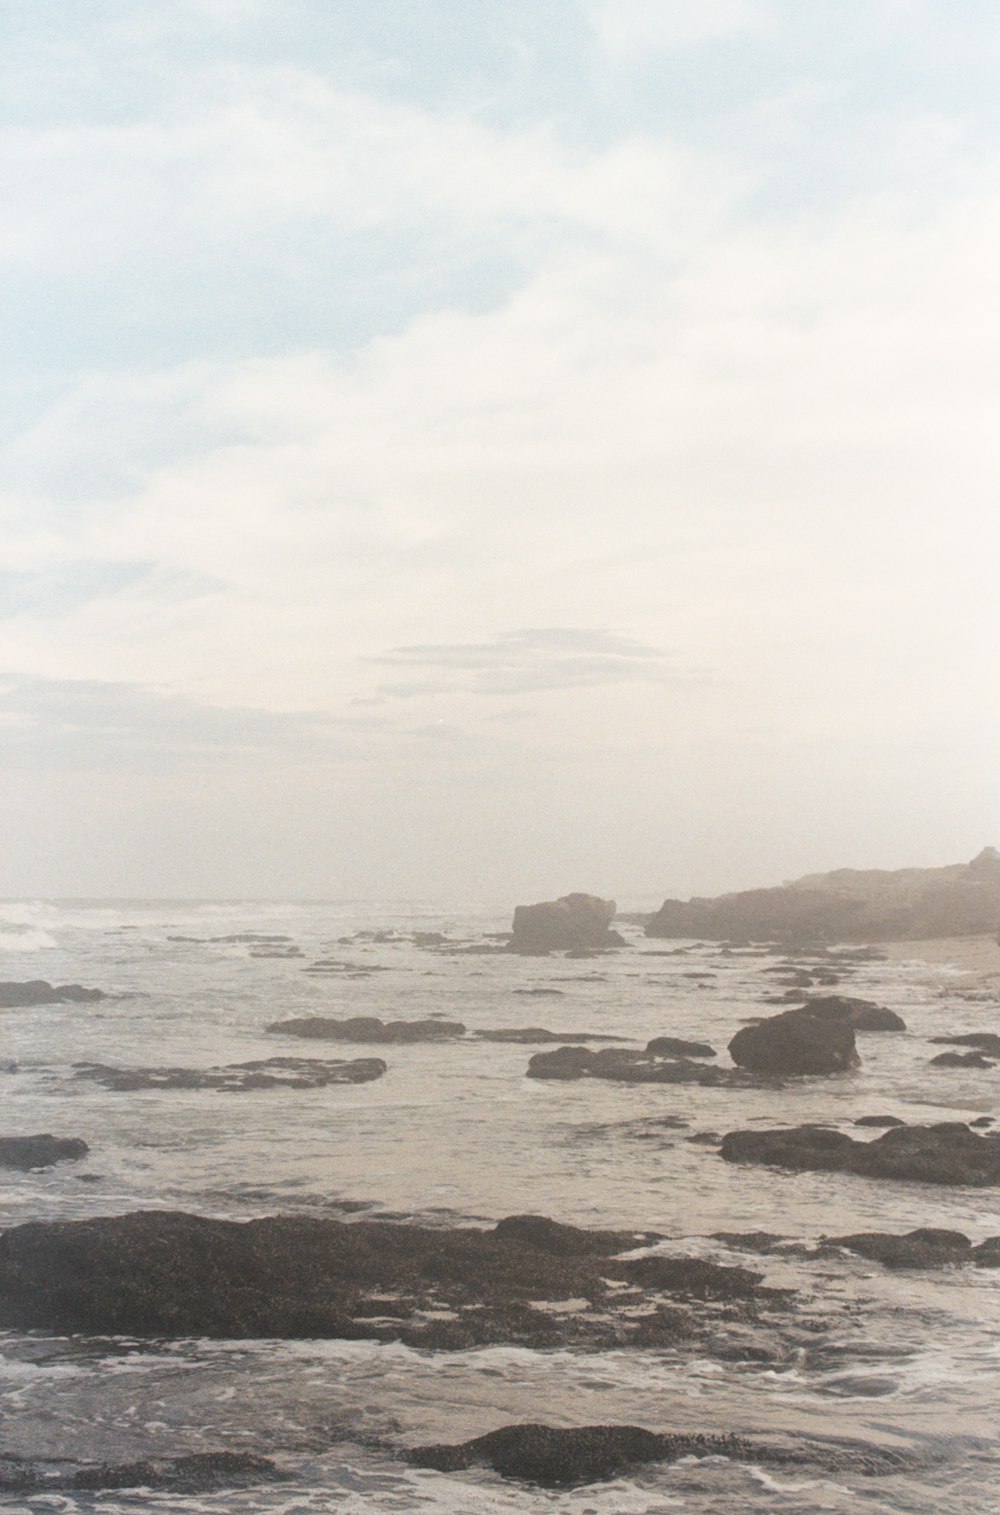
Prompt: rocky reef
<box><xmin>510</xmin><ymin>893</ymin><xmax>625</xmax><ymax>954</ymax></box>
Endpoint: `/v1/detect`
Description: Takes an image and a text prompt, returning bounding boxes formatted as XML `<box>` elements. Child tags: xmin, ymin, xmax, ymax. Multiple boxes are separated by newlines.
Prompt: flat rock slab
<box><xmin>72</xmin><ymin>1057</ymin><xmax>386</xmax><ymax>1091</ymax></box>
<box><xmin>527</xmin><ymin>1046</ymin><xmax>772</xmax><ymax>1086</ymax></box>
<box><xmin>405</xmin><ymin>1422</ymin><xmax>914</xmax><ymax>1487</ymax></box>
<box><xmin>0</xmin><ymin>981</ymin><xmax>104</xmax><ymax>1007</ymax></box>
<box><xmin>267</xmin><ymin>1016</ymin><xmax>464</xmax><ymax>1042</ymax></box>
<box><xmin>0</xmin><ymin>1209</ymin><xmax>780</xmax><ymax>1347</ymax></box>
<box><xmin>720</xmin><ymin>1122</ymin><xmax>1000</xmax><ymax>1186</ymax></box>
<box><xmin>930</xmin><ymin>1032</ymin><xmax>1000</xmax><ymax>1055</ymax></box>
<box><xmin>0</xmin><ymin>1136</ymin><xmax>89</xmax><ymax>1170</ymax></box>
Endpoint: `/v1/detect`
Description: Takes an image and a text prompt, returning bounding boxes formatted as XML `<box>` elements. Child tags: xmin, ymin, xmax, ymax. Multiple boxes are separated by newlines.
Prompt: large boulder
<box><xmin>728</xmin><ymin>1008</ymin><xmax>860</xmax><ymax>1076</ymax></box>
<box><xmin>720</xmin><ymin>1121</ymin><xmax>1000</xmax><ymax>1186</ymax></box>
<box><xmin>0</xmin><ymin>1135</ymin><xmax>89</xmax><ymax>1170</ymax></box>
<box><xmin>510</xmin><ymin>894</ymin><xmax>623</xmax><ymax>954</ymax></box>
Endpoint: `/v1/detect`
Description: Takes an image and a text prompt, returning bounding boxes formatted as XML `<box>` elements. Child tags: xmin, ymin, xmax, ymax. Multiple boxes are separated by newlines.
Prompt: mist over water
<box><xmin>2</xmin><ymin>898</ymin><xmax>999</xmax><ymax>1511</ymax></box>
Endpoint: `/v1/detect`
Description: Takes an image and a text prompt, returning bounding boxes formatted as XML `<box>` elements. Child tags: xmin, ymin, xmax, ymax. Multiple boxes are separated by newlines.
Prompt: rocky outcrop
<box><xmin>795</xmin><ymin>995</ymin><xmax>906</xmax><ymax>1031</ymax></box>
<box><xmin>72</xmin><ymin>1057</ymin><xmax>386</xmax><ymax>1092</ymax></box>
<box><xmin>0</xmin><ymin>1209</ymin><xmax>776</xmax><ymax>1347</ymax></box>
<box><xmin>405</xmin><ymin>1423</ymin><xmax>912</xmax><ymax>1487</ymax></box>
<box><xmin>510</xmin><ymin>894</ymin><xmax>624</xmax><ymax>954</ymax></box>
<box><xmin>0</xmin><ymin>1135</ymin><xmax>89</xmax><ymax>1170</ymax></box>
<box><xmin>646</xmin><ymin>848</ymin><xmax>1000</xmax><ymax>942</ymax></box>
<box><xmin>720</xmin><ymin>1121</ymin><xmax>1000</xmax><ymax>1186</ymax></box>
<box><xmin>267</xmin><ymin>1016</ymin><xmax>464</xmax><ymax>1042</ymax></box>
<box><xmin>0</xmin><ymin>981</ymin><xmax>104</xmax><ymax>1007</ymax></box>
<box><xmin>728</xmin><ymin>1008</ymin><xmax>860</xmax><ymax>1076</ymax></box>
<box><xmin>644</xmin><ymin>1036</ymin><xmax>716</xmax><ymax>1058</ymax></box>
<box><xmin>526</xmin><ymin>1046</ymin><xmax>769</xmax><ymax>1086</ymax></box>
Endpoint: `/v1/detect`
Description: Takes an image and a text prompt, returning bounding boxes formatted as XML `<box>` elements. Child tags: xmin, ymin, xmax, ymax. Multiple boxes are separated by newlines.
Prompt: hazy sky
<box><xmin>2</xmin><ymin>0</ymin><xmax>998</xmax><ymax>902</ymax></box>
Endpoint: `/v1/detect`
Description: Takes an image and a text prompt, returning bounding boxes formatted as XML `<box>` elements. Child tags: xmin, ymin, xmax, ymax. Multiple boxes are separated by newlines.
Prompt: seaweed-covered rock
<box><xmin>728</xmin><ymin>1008</ymin><xmax>859</xmax><ymax>1076</ymax></box>
<box><xmin>0</xmin><ymin>1135</ymin><xmax>89</xmax><ymax>1170</ymax></box>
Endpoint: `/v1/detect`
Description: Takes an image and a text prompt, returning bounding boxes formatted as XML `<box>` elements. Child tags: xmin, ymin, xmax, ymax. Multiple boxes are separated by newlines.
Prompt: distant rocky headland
<box><xmin>645</xmin><ymin>848</ymin><xmax>1000</xmax><ymax>944</ymax></box>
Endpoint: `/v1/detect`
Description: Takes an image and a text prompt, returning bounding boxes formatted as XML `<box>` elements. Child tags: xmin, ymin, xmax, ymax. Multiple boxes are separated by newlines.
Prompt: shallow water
<box><xmin>1</xmin><ymin>898</ymin><xmax>999</xmax><ymax>1512</ymax></box>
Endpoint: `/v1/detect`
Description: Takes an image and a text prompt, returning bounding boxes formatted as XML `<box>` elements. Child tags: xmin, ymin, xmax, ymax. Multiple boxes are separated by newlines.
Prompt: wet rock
<box><xmin>712</xmin><ymin>1230</ymin><xmax>788</xmax><ymax>1254</ymax></box>
<box><xmin>970</xmin><ymin>1115</ymin><xmax>995</xmax><ymax>1127</ymax></box>
<box><xmin>720</xmin><ymin>1121</ymin><xmax>1000</xmax><ymax>1186</ymax></box>
<box><xmin>855</xmin><ymin>1114</ymin><xmax>906</xmax><ymax>1127</ymax></box>
<box><xmin>474</xmin><ymin>1028</ymin><xmax>619</xmax><ymax>1044</ymax></box>
<box><xmin>0</xmin><ymin>1135</ymin><xmax>89</xmax><ymax>1170</ymax></box>
<box><xmin>0</xmin><ymin>1451</ymin><xmax>280</xmax><ymax>1495</ymax></box>
<box><xmin>73</xmin><ymin>1057</ymin><xmax>386</xmax><ymax>1091</ymax></box>
<box><xmin>526</xmin><ymin>1046</ymin><xmax>770</xmax><ymax>1086</ymax></box>
<box><xmin>644</xmin><ymin>1036</ymin><xmax>716</xmax><ymax>1058</ymax></box>
<box><xmin>930</xmin><ymin>1032</ymin><xmax>1000</xmax><ymax>1055</ymax></box>
<box><xmin>929</xmin><ymin>1051</ymin><xmax>995</xmax><ymax>1068</ymax></box>
<box><xmin>0</xmin><ymin>1210</ymin><xmax>783</xmax><ymax>1347</ymax></box>
<box><xmin>827</xmin><ymin>1228</ymin><xmax>973</xmax><ymax>1269</ymax></box>
<box><xmin>0</xmin><ymin>980</ymin><xmax>104</xmax><ymax>1008</ymax></box>
<box><xmin>728</xmin><ymin>1007</ymin><xmax>860</xmax><ymax>1076</ymax></box>
<box><xmin>267</xmin><ymin>1015</ymin><xmax>465</xmax><ymax>1042</ymax></box>
<box><xmin>972</xmin><ymin>1237</ymin><xmax>1000</xmax><ymax>1266</ymax></box>
<box><xmin>797</xmin><ymin>995</ymin><xmax>906</xmax><ymax>1031</ymax></box>
<box><xmin>510</xmin><ymin>894</ymin><xmax>624</xmax><ymax>954</ymax></box>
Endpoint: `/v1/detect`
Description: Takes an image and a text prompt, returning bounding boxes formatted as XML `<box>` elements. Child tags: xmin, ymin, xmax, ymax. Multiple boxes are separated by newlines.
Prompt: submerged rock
<box><xmin>510</xmin><ymin>894</ymin><xmax>624</xmax><ymax>954</ymax></box>
<box><xmin>73</xmin><ymin>1057</ymin><xmax>386</xmax><ymax>1091</ymax></box>
<box><xmin>728</xmin><ymin>1007</ymin><xmax>860</xmax><ymax>1076</ymax></box>
<box><xmin>930</xmin><ymin>1032</ymin><xmax>1000</xmax><ymax>1055</ymax></box>
<box><xmin>720</xmin><ymin>1121</ymin><xmax>1000</xmax><ymax>1186</ymax></box>
<box><xmin>0</xmin><ymin>1451</ymin><xmax>280</xmax><ymax>1496</ymax></box>
<box><xmin>526</xmin><ymin>1046</ymin><xmax>768</xmax><ymax>1086</ymax></box>
<box><xmin>473</xmin><ymin>1028</ymin><xmax>619</xmax><ymax>1044</ymax></box>
<box><xmin>0</xmin><ymin>1135</ymin><xmax>89</xmax><ymax>1170</ymax></box>
<box><xmin>0</xmin><ymin>980</ymin><xmax>104</xmax><ymax>1008</ymax></box>
<box><xmin>267</xmin><ymin>1016</ymin><xmax>464</xmax><ymax>1042</ymax></box>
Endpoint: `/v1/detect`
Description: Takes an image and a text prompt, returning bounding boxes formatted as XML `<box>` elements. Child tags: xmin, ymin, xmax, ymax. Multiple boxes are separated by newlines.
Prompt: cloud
<box><xmin>370</xmin><ymin>627</ymin><xmax>697</xmax><ymax>696</ymax></box>
<box><xmin>590</xmin><ymin>0</ymin><xmax>773</xmax><ymax>55</ymax></box>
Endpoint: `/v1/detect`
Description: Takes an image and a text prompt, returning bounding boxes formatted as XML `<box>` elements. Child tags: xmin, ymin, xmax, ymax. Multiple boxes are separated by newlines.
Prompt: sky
<box><xmin>2</xmin><ymin>0</ymin><xmax>999</xmax><ymax>903</ymax></box>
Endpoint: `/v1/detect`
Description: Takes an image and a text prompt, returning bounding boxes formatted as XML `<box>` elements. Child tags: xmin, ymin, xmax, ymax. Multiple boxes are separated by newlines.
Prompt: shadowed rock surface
<box><xmin>720</xmin><ymin>1122</ymin><xmax>1000</xmax><ymax>1186</ymax></box>
<box><xmin>73</xmin><ymin>1057</ymin><xmax>387</xmax><ymax>1091</ymax></box>
<box><xmin>510</xmin><ymin>894</ymin><xmax>624</xmax><ymax>954</ymax></box>
<box><xmin>405</xmin><ymin>1422</ymin><xmax>913</xmax><ymax>1487</ymax></box>
<box><xmin>930</xmin><ymin>1032</ymin><xmax>1000</xmax><ymax>1054</ymax></box>
<box><xmin>267</xmin><ymin>1016</ymin><xmax>465</xmax><ymax>1042</ymax></box>
<box><xmin>526</xmin><ymin>1046</ymin><xmax>771</xmax><ymax>1086</ymax></box>
<box><xmin>0</xmin><ymin>981</ymin><xmax>105</xmax><ymax>1007</ymax></box>
<box><xmin>0</xmin><ymin>1451</ymin><xmax>280</xmax><ymax>1496</ymax></box>
<box><xmin>794</xmin><ymin>995</ymin><xmax>906</xmax><ymax>1031</ymax></box>
<box><xmin>929</xmin><ymin>1051</ymin><xmax>995</xmax><ymax>1068</ymax></box>
<box><xmin>0</xmin><ymin>1210</ymin><xmax>782</xmax><ymax>1347</ymax></box>
<box><xmin>0</xmin><ymin>1136</ymin><xmax>89</xmax><ymax>1170</ymax></box>
<box><xmin>644</xmin><ymin>1036</ymin><xmax>717</xmax><ymax>1058</ymax></box>
<box><xmin>728</xmin><ymin>1008</ymin><xmax>860</xmax><ymax>1076</ymax></box>
<box><xmin>646</xmin><ymin>848</ymin><xmax>1000</xmax><ymax>942</ymax></box>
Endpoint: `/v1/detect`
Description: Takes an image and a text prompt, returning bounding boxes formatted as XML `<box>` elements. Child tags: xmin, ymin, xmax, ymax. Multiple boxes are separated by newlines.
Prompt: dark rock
<box><xmin>929</xmin><ymin>1051</ymin><xmax>995</xmax><ymax>1068</ymax></box>
<box><xmin>73</xmin><ymin>1057</ymin><xmax>386</xmax><ymax>1091</ymax></box>
<box><xmin>646</xmin><ymin>849</ymin><xmax>1000</xmax><ymax>942</ymax></box>
<box><xmin>970</xmin><ymin>1115</ymin><xmax>994</xmax><ymax>1127</ymax></box>
<box><xmin>0</xmin><ymin>1135</ymin><xmax>89</xmax><ymax>1170</ymax></box>
<box><xmin>972</xmin><ymin>1237</ymin><xmax>1000</xmax><ymax>1266</ymax></box>
<box><xmin>854</xmin><ymin>1114</ymin><xmax>905</xmax><ymax>1127</ymax></box>
<box><xmin>644</xmin><ymin>1036</ymin><xmax>716</xmax><ymax>1058</ymax></box>
<box><xmin>797</xmin><ymin>995</ymin><xmax>906</xmax><ymax>1031</ymax></box>
<box><xmin>712</xmin><ymin>1231</ymin><xmax>788</xmax><ymax>1254</ymax></box>
<box><xmin>720</xmin><ymin>1121</ymin><xmax>1000</xmax><ymax>1186</ymax></box>
<box><xmin>0</xmin><ymin>980</ymin><xmax>104</xmax><ymax>1007</ymax></box>
<box><xmin>474</xmin><ymin>1028</ymin><xmax>619</xmax><ymax>1044</ymax></box>
<box><xmin>930</xmin><ymin>1032</ymin><xmax>1000</xmax><ymax>1055</ymax></box>
<box><xmin>0</xmin><ymin>1210</ymin><xmax>782</xmax><ymax>1348</ymax></box>
<box><xmin>728</xmin><ymin>1008</ymin><xmax>860</xmax><ymax>1076</ymax></box>
<box><xmin>0</xmin><ymin>1451</ymin><xmax>280</xmax><ymax>1496</ymax></box>
<box><xmin>267</xmin><ymin>1016</ymin><xmax>465</xmax><ymax>1042</ymax></box>
<box><xmin>827</xmin><ymin>1228</ymin><xmax>972</xmax><ymax>1269</ymax></box>
<box><xmin>510</xmin><ymin>894</ymin><xmax>622</xmax><ymax>954</ymax></box>
<box><xmin>526</xmin><ymin>1046</ymin><xmax>770</xmax><ymax>1086</ymax></box>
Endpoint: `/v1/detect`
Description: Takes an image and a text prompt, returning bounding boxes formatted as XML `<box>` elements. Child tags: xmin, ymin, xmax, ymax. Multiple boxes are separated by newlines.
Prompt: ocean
<box><xmin>1</xmin><ymin>897</ymin><xmax>998</xmax><ymax>1512</ymax></box>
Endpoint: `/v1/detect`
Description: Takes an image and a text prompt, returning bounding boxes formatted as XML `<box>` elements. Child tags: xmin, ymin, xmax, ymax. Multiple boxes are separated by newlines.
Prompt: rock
<box><xmin>0</xmin><ymin>1135</ymin><xmax>89</xmax><ymax>1170</ymax></box>
<box><xmin>526</xmin><ymin>1046</ymin><xmax>770</xmax><ymax>1086</ymax></box>
<box><xmin>473</xmin><ymin>1028</ymin><xmax>619</xmax><ymax>1044</ymax></box>
<box><xmin>720</xmin><ymin>1121</ymin><xmax>1000</xmax><ymax>1186</ymax></box>
<box><xmin>854</xmin><ymin>1114</ymin><xmax>905</xmax><ymax>1127</ymax></box>
<box><xmin>0</xmin><ymin>980</ymin><xmax>104</xmax><ymax>1008</ymax></box>
<box><xmin>930</xmin><ymin>1032</ymin><xmax>1000</xmax><ymax>1055</ymax></box>
<box><xmin>0</xmin><ymin>1210</ymin><xmax>778</xmax><ymax>1348</ymax></box>
<box><xmin>0</xmin><ymin>1451</ymin><xmax>280</xmax><ymax>1496</ymax></box>
<box><xmin>646</xmin><ymin>848</ymin><xmax>1000</xmax><ymax>942</ymax></box>
<box><xmin>827</xmin><ymin>1228</ymin><xmax>972</xmax><ymax>1269</ymax></box>
<box><xmin>728</xmin><ymin>1008</ymin><xmax>860</xmax><ymax>1076</ymax></box>
<box><xmin>266</xmin><ymin>1016</ymin><xmax>465</xmax><ymax>1042</ymax></box>
<box><xmin>972</xmin><ymin>1237</ymin><xmax>1000</xmax><ymax>1266</ymax></box>
<box><xmin>929</xmin><ymin>1051</ymin><xmax>995</xmax><ymax>1068</ymax></box>
<box><xmin>797</xmin><ymin>995</ymin><xmax>906</xmax><ymax>1031</ymax></box>
<box><xmin>644</xmin><ymin>1036</ymin><xmax>716</xmax><ymax>1058</ymax></box>
<box><xmin>510</xmin><ymin>894</ymin><xmax>623</xmax><ymax>954</ymax></box>
<box><xmin>72</xmin><ymin>1057</ymin><xmax>386</xmax><ymax>1091</ymax></box>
